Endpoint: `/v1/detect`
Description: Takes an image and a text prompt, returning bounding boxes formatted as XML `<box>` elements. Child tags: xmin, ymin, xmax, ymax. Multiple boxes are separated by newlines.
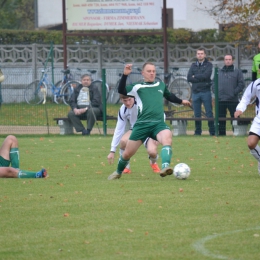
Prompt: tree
<box><xmin>0</xmin><ymin>0</ymin><xmax>34</xmax><ymax>30</ymax></box>
<box><xmin>195</xmin><ymin>0</ymin><xmax>260</xmax><ymax>42</ymax></box>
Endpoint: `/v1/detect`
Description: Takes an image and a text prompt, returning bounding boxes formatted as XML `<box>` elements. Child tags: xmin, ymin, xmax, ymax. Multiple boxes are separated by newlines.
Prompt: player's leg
<box><xmin>0</xmin><ymin>135</ymin><xmax>19</xmax><ymax>168</ymax></box>
<box><xmin>108</xmin><ymin>140</ymin><xmax>142</xmax><ymax>180</ymax></box>
<box><xmin>247</xmin><ymin>119</ymin><xmax>260</xmax><ymax>174</ymax></box>
<box><xmin>0</xmin><ymin>167</ymin><xmax>47</xmax><ymax>178</ymax></box>
<box><xmin>156</xmin><ymin>128</ymin><xmax>173</xmax><ymax>177</ymax></box>
<box><xmin>144</xmin><ymin>138</ymin><xmax>160</xmax><ymax>173</ymax></box>
<box><xmin>120</xmin><ymin>130</ymin><xmax>132</xmax><ymax>174</ymax></box>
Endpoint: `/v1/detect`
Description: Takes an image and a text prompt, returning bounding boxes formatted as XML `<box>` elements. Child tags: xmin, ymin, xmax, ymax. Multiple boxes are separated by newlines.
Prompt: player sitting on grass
<box><xmin>107</xmin><ymin>94</ymin><xmax>160</xmax><ymax>174</ymax></box>
<box><xmin>108</xmin><ymin>62</ymin><xmax>191</xmax><ymax>180</ymax></box>
<box><xmin>0</xmin><ymin>135</ymin><xmax>47</xmax><ymax>178</ymax></box>
<box><xmin>235</xmin><ymin>78</ymin><xmax>260</xmax><ymax>175</ymax></box>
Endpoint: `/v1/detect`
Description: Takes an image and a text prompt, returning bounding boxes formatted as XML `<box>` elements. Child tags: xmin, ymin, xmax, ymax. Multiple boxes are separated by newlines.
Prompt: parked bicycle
<box><xmin>238</xmin><ymin>69</ymin><xmax>255</xmax><ymax>104</ymax></box>
<box><xmin>24</xmin><ymin>66</ymin><xmax>81</xmax><ymax>105</ymax></box>
<box><xmin>162</xmin><ymin>67</ymin><xmax>191</xmax><ymax>108</ymax></box>
<box><xmin>110</xmin><ymin>66</ymin><xmax>162</xmax><ymax>104</ymax></box>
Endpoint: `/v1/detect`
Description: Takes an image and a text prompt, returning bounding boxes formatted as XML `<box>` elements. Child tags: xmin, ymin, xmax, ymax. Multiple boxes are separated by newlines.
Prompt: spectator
<box><xmin>187</xmin><ymin>48</ymin><xmax>215</xmax><ymax>136</ymax></box>
<box><xmin>0</xmin><ymin>135</ymin><xmax>47</xmax><ymax>178</ymax></box>
<box><xmin>68</xmin><ymin>74</ymin><xmax>102</xmax><ymax>135</ymax></box>
<box><xmin>252</xmin><ymin>40</ymin><xmax>260</xmax><ymax>81</ymax></box>
<box><xmin>107</xmin><ymin>94</ymin><xmax>160</xmax><ymax>174</ymax></box>
<box><xmin>234</xmin><ymin>78</ymin><xmax>260</xmax><ymax>174</ymax></box>
<box><xmin>213</xmin><ymin>54</ymin><xmax>245</xmax><ymax>135</ymax></box>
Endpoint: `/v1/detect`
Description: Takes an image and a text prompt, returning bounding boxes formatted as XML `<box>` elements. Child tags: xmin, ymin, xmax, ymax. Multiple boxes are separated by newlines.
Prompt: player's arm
<box><xmin>164</xmin><ymin>88</ymin><xmax>191</xmax><ymax>106</ymax></box>
<box><xmin>118</xmin><ymin>64</ymin><xmax>133</xmax><ymax>95</ymax></box>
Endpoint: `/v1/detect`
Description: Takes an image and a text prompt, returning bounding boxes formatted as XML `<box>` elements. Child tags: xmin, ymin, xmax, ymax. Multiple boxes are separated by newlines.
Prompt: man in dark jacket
<box><xmin>187</xmin><ymin>48</ymin><xmax>215</xmax><ymax>135</ymax></box>
<box><xmin>213</xmin><ymin>54</ymin><xmax>245</xmax><ymax>135</ymax></box>
<box><xmin>68</xmin><ymin>74</ymin><xmax>102</xmax><ymax>135</ymax></box>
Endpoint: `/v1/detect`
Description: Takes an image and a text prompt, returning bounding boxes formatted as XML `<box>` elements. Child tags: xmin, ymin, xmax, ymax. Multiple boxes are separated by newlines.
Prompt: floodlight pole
<box><xmin>62</xmin><ymin>0</ymin><xmax>67</xmax><ymax>69</ymax></box>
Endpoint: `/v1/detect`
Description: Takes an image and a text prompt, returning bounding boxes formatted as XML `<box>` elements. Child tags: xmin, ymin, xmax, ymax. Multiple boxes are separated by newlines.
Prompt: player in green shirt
<box><xmin>252</xmin><ymin>41</ymin><xmax>260</xmax><ymax>81</ymax></box>
<box><xmin>108</xmin><ymin>63</ymin><xmax>191</xmax><ymax>180</ymax></box>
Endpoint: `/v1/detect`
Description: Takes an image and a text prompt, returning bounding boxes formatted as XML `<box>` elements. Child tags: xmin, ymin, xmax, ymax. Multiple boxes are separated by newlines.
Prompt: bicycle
<box><xmin>163</xmin><ymin>67</ymin><xmax>191</xmax><ymax>108</ymax></box>
<box><xmin>24</xmin><ymin>67</ymin><xmax>81</xmax><ymax>105</ymax></box>
<box><xmin>238</xmin><ymin>69</ymin><xmax>255</xmax><ymax>104</ymax></box>
<box><xmin>110</xmin><ymin>67</ymin><xmax>162</xmax><ymax>104</ymax></box>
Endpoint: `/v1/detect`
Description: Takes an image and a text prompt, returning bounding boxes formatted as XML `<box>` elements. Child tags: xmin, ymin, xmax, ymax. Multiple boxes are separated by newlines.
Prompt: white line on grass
<box><xmin>193</xmin><ymin>226</ymin><xmax>260</xmax><ymax>260</ymax></box>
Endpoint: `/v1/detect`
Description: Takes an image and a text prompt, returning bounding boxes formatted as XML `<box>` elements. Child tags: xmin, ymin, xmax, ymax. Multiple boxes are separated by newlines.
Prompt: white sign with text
<box><xmin>66</xmin><ymin>0</ymin><xmax>162</xmax><ymax>30</ymax></box>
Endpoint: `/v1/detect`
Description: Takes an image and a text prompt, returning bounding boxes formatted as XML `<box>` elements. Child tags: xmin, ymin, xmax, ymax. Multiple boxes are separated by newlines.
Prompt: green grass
<box><xmin>0</xmin><ymin>135</ymin><xmax>259</xmax><ymax>260</ymax></box>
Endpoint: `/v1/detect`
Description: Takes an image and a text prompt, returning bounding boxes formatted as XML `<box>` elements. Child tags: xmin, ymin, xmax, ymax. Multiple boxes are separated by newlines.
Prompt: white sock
<box><xmin>120</xmin><ymin>148</ymin><xmax>130</xmax><ymax>169</ymax></box>
<box><xmin>149</xmin><ymin>155</ymin><xmax>158</xmax><ymax>164</ymax></box>
<box><xmin>250</xmin><ymin>145</ymin><xmax>260</xmax><ymax>161</ymax></box>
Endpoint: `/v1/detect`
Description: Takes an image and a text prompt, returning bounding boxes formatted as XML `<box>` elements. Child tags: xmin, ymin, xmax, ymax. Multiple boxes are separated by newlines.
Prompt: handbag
<box><xmin>0</xmin><ymin>69</ymin><xmax>5</xmax><ymax>83</ymax></box>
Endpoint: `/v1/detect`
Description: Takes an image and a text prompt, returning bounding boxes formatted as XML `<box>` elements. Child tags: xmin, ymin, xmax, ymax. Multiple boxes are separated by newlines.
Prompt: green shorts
<box><xmin>0</xmin><ymin>156</ymin><xmax>10</xmax><ymax>167</ymax></box>
<box><xmin>129</xmin><ymin>121</ymin><xmax>170</xmax><ymax>143</ymax></box>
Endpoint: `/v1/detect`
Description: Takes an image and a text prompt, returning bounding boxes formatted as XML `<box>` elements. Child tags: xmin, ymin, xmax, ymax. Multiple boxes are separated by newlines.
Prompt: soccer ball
<box><xmin>173</xmin><ymin>163</ymin><xmax>191</xmax><ymax>180</ymax></box>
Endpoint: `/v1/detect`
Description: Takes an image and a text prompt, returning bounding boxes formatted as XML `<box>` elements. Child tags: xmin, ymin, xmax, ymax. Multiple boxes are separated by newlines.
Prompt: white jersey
<box><xmin>110</xmin><ymin>103</ymin><xmax>138</xmax><ymax>152</ymax></box>
<box><xmin>236</xmin><ymin>78</ymin><xmax>260</xmax><ymax>135</ymax></box>
<box><xmin>236</xmin><ymin>78</ymin><xmax>260</xmax><ymax>117</ymax></box>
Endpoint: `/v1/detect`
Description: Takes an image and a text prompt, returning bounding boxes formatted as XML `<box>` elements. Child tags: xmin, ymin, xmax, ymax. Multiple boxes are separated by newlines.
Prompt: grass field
<box><xmin>0</xmin><ymin>134</ymin><xmax>259</xmax><ymax>260</ymax></box>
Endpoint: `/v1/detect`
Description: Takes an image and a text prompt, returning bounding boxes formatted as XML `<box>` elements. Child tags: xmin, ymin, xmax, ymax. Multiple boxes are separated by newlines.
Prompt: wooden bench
<box><xmin>53</xmin><ymin>116</ymin><xmax>117</xmax><ymax>135</ymax></box>
<box><xmin>166</xmin><ymin>117</ymin><xmax>253</xmax><ymax>136</ymax></box>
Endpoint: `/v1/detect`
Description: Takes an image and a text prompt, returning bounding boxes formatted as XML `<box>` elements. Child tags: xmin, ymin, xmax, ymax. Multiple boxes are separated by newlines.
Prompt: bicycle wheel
<box><xmin>168</xmin><ymin>77</ymin><xmax>191</xmax><ymax>107</ymax></box>
<box><xmin>24</xmin><ymin>80</ymin><xmax>47</xmax><ymax>105</ymax></box>
<box><xmin>92</xmin><ymin>80</ymin><xmax>109</xmax><ymax>101</ymax></box>
<box><xmin>110</xmin><ymin>80</ymin><xmax>120</xmax><ymax>104</ymax></box>
<box><xmin>61</xmin><ymin>80</ymin><xmax>81</xmax><ymax>105</ymax></box>
<box><xmin>238</xmin><ymin>78</ymin><xmax>255</xmax><ymax>104</ymax></box>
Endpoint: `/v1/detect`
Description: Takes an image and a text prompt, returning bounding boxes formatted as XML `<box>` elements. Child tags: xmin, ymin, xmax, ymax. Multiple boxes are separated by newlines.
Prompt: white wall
<box><xmin>167</xmin><ymin>0</ymin><xmax>218</xmax><ymax>31</ymax></box>
<box><xmin>37</xmin><ymin>0</ymin><xmax>218</xmax><ymax>31</ymax></box>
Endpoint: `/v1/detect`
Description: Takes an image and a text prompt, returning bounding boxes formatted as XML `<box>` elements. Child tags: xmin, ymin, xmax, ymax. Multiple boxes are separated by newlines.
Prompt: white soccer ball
<box><xmin>173</xmin><ymin>163</ymin><xmax>191</xmax><ymax>180</ymax></box>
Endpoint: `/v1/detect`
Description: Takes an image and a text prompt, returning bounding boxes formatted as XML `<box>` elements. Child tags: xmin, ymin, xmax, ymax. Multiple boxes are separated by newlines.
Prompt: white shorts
<box><xmin>249</xmin><ymin>116</ymin><xmax>260</xmax><ymax>136</ymax></box>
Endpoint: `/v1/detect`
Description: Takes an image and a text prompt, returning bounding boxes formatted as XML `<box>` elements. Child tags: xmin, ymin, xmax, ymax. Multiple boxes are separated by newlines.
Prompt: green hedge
<box><xmin>0</xmin><ymin>28</ymin><xmax>228</xmax><ymax>45</ymax></box>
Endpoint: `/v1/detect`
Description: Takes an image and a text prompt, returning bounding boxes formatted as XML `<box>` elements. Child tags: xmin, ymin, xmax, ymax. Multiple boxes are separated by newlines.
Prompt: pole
<box><xmin>162</xmin><ymin>0</ymin><xmax>168</xmax><ymax>75</ymax></box>
<box><xmin>214</xmin><ymin>66</ymin><xmax>219</xmax><ymax>136</ymax></box>
<box><xmin>102</xmin><ymin>69</ymin><xmax>107</xmax><ymax>136</ymax></box>
<box><xmin>62</xmin><ymin>0</ymin><xmax>67</xmax><ymax>69</ymax></box>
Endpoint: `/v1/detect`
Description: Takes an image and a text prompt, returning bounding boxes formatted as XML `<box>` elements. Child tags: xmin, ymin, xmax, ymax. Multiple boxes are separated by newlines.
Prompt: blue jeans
<box><xmin>192</xmin><ymin>91</ymin><xmax>215</xmax><ymax>135</ymax></box>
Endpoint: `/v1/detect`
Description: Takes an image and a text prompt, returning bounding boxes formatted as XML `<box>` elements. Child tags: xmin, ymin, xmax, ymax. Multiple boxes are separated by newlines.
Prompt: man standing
<box><xmin>187</xmin><ymin>48</ymin><xmax>215</xmax><ymax>136</ymax></box>
<box><xmin>252</xmin><ymin>40</ymin><xmax>260</xmax><ymax>81</ymax></box>
<box><xmin>213</xmin><ymin>54</ymin><xmax>245</xmax><ymax>135</ymax></box>
<box><xmin>107</xmin><ymin>62</ymin><xmax>191</xmax><ymax>180</ymax></box>
<box><xmin>68</xmin><ymin>74</ymin><xmax>102</xmax><ymax>135</ymax></box>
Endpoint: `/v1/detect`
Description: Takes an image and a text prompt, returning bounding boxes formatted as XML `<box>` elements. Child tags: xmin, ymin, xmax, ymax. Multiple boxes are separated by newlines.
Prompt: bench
<box><xmin>167</xmin><ymin>117</ymin><xmax>253</xmax><ymax>136</ymax></box>
<box><xmin>53</xmin><ymin>116</ymin><xmax>117</xmax><ymax>135</ymax></box>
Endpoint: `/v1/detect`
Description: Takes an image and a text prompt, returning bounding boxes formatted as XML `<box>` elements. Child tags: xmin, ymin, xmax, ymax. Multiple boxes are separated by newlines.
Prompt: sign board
<box><xmin>66</xmin><ymin>0</ymin><xmax>162</xmax><ymax>30</ymax></box>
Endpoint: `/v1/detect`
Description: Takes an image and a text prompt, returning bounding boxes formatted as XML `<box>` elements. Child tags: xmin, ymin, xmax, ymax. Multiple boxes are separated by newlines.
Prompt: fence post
<box><xmin>102</xmin><ymin>68</ymin><xmax>107</xmax><ymax>136</ymax></box>
<box><xmin>32</xmin><ymin>43</ymin><xmax>37</xmax><ymax>81</ymax></box>
<box><xmin>214</xmin><ymin>66</ymin><xmax>219</xmax><ymax>136</ymax></box>
<box><xmin>98</xmin><ymin>45</ymin><xmax>103</xmax><ymax>79</ymax></box>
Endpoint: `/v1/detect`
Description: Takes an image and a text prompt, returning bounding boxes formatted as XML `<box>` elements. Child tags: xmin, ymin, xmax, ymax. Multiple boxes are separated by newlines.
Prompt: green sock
<box><xmin>117</xmin><ymin>156</ymin><xmax>130</xmax><ymax>174</ymax></box>
<box><xmin>160</xmin><ymin>145</ymin><xmax>172</xmax><ymax>169</ymax></box>
<box><xmin>18</xmin><ymin>170</ymin><xmax>37</xmax><ymax>178</ymax></box>
<box><xmin>10</xmin><ymin>148</ymin><xmax>19</xmax><ymax>168</ymax></box>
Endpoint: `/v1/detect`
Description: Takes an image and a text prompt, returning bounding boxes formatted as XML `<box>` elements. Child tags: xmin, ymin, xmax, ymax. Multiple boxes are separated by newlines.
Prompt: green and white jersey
<box><xmin>126</xmin><ymin>81</ymin><xmax>170</xmax><ymax>124</ymax></box>
<box><xmin>252</xmin><ymin>53</ymin><xmax>260</xmax><ymax>79</ymax></box>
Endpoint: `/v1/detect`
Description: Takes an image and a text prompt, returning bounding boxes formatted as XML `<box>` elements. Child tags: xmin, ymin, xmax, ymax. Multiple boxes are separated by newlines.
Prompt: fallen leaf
<box><xmin>64</xmin><ymin>213</ymin><xmax>69</xmax><ymax>217</ymax></box>
<box><xmin>127</xmin><ymin>229</ymin><xmax>133</xmax><ymax>233</ymax></box>
<box><xmin>179</xmin><ymin>188</ymin><xmax>183</xmax><ymax>192</ymax></box>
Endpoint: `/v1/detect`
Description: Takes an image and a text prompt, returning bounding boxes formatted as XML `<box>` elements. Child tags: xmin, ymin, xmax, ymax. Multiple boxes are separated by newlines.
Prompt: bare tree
<box><xmin>195</xmin><ymin>0</ymin><xmax>260</xmax><ymax>41</ymax></box>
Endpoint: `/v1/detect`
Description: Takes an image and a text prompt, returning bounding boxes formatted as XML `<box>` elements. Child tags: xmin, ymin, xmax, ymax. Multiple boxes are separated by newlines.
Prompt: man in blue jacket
<box><xmin>187</xmin><ymin>48</ymin><xmax>215</xmax><ymax>136</ymax></box>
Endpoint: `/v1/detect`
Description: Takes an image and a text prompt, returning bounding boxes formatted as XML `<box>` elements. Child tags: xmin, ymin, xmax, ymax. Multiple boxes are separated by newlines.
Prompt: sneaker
<box><xmin>82</xmin><ymin>129</ymin><xmax>90</xmax><ymax>135</ymax></box>
<box><xmin>150</xmin><ymin>163</ymin><xmax>160</xmax><ymax>173</ymax></box>
<box><xmin>123</xmin><ymin>168</ymin><xmax>131</xmax><ymax>174</ymax></box>
<box><xmin>36</xmin><ymin>168</ymin><xmax>48</xmax><ymax>178</ymax></box>
<box><xmin>108</xmin><ymin>171</ymin><xmax>121</xmax><ymax>180</ymax></box>
<box><xmin>159</xmin><ymin>167</ymin><xmax>173</xmax><ymax>177</ymax></box>
<box><xmin>258</xmin><ymin>162</ymin><xmax>260</xmax><ymax>175</ymax></box>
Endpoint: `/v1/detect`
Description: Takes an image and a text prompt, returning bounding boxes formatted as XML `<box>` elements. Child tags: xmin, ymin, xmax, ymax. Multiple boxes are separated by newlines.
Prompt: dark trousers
<box><xmin>218</xmin><ymin>101</ymin><xmax>238</xmax><ymax>135</ymax></box>
<box><xmin>68</xmin><ymin>107</ymin><xmax>101</xmax><ymax>132</ymax></box>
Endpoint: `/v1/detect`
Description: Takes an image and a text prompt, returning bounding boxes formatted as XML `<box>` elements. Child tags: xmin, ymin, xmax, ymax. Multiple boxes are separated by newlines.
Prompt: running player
<box><xmin>235</xmin><ymin>78</ymin><xmax>260</xmax><ymax>174</ymax></box>
<box><xmin>108</xmin><ymin>62</ymin><xmax>191</xmax><ymax>180</ymax></box>
<box><xmin>107</xmin><ymin>94</ymin><xmax>160</xmax><ymax>174</ymax></box>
